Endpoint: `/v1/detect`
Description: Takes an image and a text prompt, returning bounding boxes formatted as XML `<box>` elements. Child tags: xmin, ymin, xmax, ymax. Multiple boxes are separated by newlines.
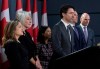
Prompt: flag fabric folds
<box><xmin>41</xmin><ymin>0</ymin><xmax>48</xmax><ymax>26</ymax></box>
<box><xmin>26</xmin><ymin>0</ymin><xmax>33</xmax><ymax>38</ymax></box>
<box><xmin>32</xmin><ymin>0</ymin><xmax>39</xmax><ymax>44</ymax></box>
<box><xmin>16</xmin><ymin>0</ymin><xmax>23</xmax><ymax>12</ymax></box>
<box><xmin>0</xmin><ymin>0</ymin><xmax>10</xmax><ymax>69</ymax></box>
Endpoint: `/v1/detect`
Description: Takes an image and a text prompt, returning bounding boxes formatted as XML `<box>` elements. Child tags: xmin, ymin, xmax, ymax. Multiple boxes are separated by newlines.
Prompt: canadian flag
<box><xmin>26</xmin><ymin>0</ymin><xmax>33</xmax><ymax>38</ymax></box>
<box><xmin>32</xmin><ymin>0</ymin><xmax>39</xmax><ymax>44</ymax></box>
<box><xmin>41</xmin><ymin>0</ymin><xmax>48</xmax><ymax>26</ymax></box>
<box><xmin>16</xmin><ymin>0</ymin><xmax>22</xmax><ymax>12</ymax></box>
<box><xmin>0</xmin><ymin>0</ymin><xmax>10</xmax><ymax>69</ymax></box>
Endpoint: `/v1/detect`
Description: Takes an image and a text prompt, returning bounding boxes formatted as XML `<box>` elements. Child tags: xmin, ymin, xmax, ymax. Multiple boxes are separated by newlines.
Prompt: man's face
<box><xmin>81</xmin><ymin>14</ymin><xmax>90</xmax><ymax>26</ymax></box>
<box><xmin>72</xmin><ymin>11</ymin><xmax>78</xmax><ymax>23</ymax></box>
<box><xmin>63</xmin><ymin>8</ymin><xmax>75</xmax><ymax>23</ymax></box>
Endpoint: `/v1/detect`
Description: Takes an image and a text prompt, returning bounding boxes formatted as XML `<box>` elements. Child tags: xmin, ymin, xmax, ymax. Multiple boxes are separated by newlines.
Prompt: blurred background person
<box><xmin>71</xmin><ymin>11</ymin><xmax>86</xmax><ymax>51</ymax></box>
<box><xmin>37</xmin><ymin>26</ymin><xmax>53</xmax><ymax>69</ymax></box>
<box><xmin>2</xmin><ymin>20</ymin><xmax>29</xmax><ymax>69</ymax></box>
<box><xmin>77</xmin><ymin>13</ymin><xmax>95</xmax><ymax>48</ymax></box>
<box><xmin>16</xmin><ymin>11</ymin><xmax>42</xmax><ymax>69</ymax></box>
<box><xmin>70</xmin><ymin>11</ymin><xmax>80</xmax><ymax>51</ymax></box>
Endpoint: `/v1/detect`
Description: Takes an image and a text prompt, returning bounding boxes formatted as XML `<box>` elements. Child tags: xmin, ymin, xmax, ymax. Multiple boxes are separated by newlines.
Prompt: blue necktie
<box><xmin>73</xmin><ymin>26</ymin><xmax>79</xmax><ymax>39</ymax></box>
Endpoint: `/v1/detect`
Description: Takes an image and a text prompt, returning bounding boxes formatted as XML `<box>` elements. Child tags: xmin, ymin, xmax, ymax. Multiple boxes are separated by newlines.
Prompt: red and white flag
<box><xmin>0</xmin><ymin>0</ymin><xmax>10</xmax><ymax>69</ymax></box>
<box><xmin>41</xmin><ymin>0</ymin><xmax>48</xmax><ymax>26</ymax></box>
<box><xmin>32</xmin><ymin>0</ymin><xmax>39</xmax><ymax>44</ymax></box>
<box><xmin>16</xmin><ymin>0</ymin><xmax>22</xmax><ymax>12</ymax></box>
<box><xmin>26</xmin><ymin>0</ymin><xmax>33</xmax><ymax>38</ymax></box>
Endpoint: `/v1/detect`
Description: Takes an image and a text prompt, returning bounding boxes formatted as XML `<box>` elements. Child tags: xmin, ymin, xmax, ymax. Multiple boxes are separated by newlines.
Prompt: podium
<box><xmin>52</xmin><ymin>46</ymin><xmax>100</xmax><ymax>69</ymax></box>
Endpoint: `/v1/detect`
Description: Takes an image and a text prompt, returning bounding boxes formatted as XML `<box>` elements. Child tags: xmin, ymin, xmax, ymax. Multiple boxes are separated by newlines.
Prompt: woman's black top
<box><xmin>4</xmin><ymin>40</ymin><xmax>29</xmax><ymax>69</ymax></box>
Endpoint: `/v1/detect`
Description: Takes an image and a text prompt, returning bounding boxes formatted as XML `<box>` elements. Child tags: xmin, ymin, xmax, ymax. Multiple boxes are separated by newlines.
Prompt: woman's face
<box><xmin>14</xmin><ymin>22</ymin><xmax>23</xmax><ymax>37</ymax></box>
<box><xmin>24</xmin><ymin>16</ymin><xmax>32</xmax><ymax>29</ymax></box>
<box><xmin>43</xmin><ymin>27</ymin><xmax>51</xmax><ymax>39</ymax></box>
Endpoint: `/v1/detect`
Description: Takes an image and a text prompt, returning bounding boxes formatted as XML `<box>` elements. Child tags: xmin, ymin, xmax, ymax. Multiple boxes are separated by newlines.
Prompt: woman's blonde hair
<box><xmin>16</xmin><ymin>11</ymin><xmax>31</xmax><ymax>26</ymax></box>
<box><xmin>2</xmin><ymin>20</ymin><xmax>20</xmax><ymax>46</ymax></box>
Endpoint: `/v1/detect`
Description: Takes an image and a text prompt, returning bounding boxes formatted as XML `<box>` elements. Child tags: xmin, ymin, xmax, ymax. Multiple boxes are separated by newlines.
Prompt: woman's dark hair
<box><xmin>37</xmin><ymin>26</ymin><xmax>50</xmax><ymax>44</ymax></box>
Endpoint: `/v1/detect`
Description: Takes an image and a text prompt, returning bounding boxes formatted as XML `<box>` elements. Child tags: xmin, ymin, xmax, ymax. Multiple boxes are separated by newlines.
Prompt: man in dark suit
<box><xmin>77</xmin><ymin>13</ymin><xmax>95</xmax><ymax>48</ymax></box>
<box><xmin>48</xmin><ymin>5</ymin><xmax>76</xmax><ymax>69</ymax></box>
<box><xmin>51</xmin><ymin>4</ymin><xmax>75</xmax><ymax>60</ymax></box>
<box><xmin>71</xmin><ymin>11</ymin><xmax>87</xmax><ymax>50</ymax></box>
<box><xmin>70</xmin><ymin>11</ymin><xmax>81</xmax><ymax>51</ymax></box>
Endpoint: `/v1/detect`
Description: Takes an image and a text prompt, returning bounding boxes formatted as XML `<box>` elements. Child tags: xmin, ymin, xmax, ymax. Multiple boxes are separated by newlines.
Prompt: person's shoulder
<box><xmin>25</xmin><ymin>31</ymin><xmax>32</xmax><ymax>39</ymax></box>
<box><xmin>54</xmin><ymin>21</ymin><xmax>62</xmax><ymax>26</ymax></box>
<box><xmin>19</xmin><ymin>31</ymin><xmax>31</xmax><ymax>40</ymax></box>
<box><xmin>76</xmin><ymin>25</ymin><xmax>82</xmax><ymax>30</ymax></box>
<box><xmin>87</xmin><ymin>27</ymin><xmax>93</xmax><ymax>31</ymax></box>
<box><xmin>5</xmin><ymin>39</ymin><xmax>15</xmax><ymax>44</ymax></box>
<box><xmin>53</xmin><ymin>21</ymin><xmax>62</xmax><ymax>29</ymax></box>
<box><xmin>88</xmin><ymin>27</ymin><xmax>94</xmax><ymax>33</ymax></box>
<box><xmin>4</xmin><ymin>39</ymin><xmax>17</xmax><ymax>48</ymax></box>
<box><xmin>76</xmin><ymin>24</ymin><xmax>81</xmax><ymax>28</ymax></box>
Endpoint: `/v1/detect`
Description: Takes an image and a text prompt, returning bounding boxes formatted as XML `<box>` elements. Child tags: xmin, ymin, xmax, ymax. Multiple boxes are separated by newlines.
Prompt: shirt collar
<box><xmin>70</xmin><ymin>23</ymin><xmax>75</xmax><ymax>27</ymax></box>
<box><xmin>61</xmin><ymin>19</ymin><xmax>69</xmax><ymax>27</ymax></box>
<box><xmin>80</xmin><ymin>23</ymin><xmax>87</xmax><ymax>30</ymax></box>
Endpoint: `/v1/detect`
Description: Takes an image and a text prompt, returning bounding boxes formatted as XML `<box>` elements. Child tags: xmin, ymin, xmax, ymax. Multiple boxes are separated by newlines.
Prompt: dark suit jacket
<box><xmin>49</xmin><ymin>21</ymin><xmax>74</xmax><ymax>69</ymax></box>
<box><xmin>52</xmin><ymin>21</ymin><xmax>74</xmax><ymax>59</ymax></box>
<box><xmin>72</xmin><ymin>26</ymin><xmax>80</xmax><ymax>51</ymax></box>
<box><xmin>19</xmin><ymin>31</ymin><xmax>37</xmax><ymax>59</ymax></box>
<box><xmin>75</xmin><ymin>26</ymin><xmax>86</xmax><ymax>50</ymax></box>
<box><xmin>77</xmin><ymin>25</ymin><xmax>95</xmax><ymax>48</ymax></box>
<box><xmin>4</xmin><ymin>40</ymin><xmax>29</xmax><ymax>69</ymax></box>
<box><xmin>19</xmin><ymin>31</ymin><xmax>37</xmax><ymax>69</ymax></box>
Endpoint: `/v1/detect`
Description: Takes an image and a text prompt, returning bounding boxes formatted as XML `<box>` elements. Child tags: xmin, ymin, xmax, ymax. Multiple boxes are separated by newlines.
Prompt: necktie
<box><xmin>73</xmin><ymin>26</ymin><xmax>79</xmax><ymax>39</ymax></box>
<box><xmin>67</xmin><ymin>25</ymin><xmax>71</xmax><ymax>41</ymax></box>
<box><xmin>67</xmin><ymin>25</ymin><xmax>75</xmax><ymax>52</ymax></box>
<box><xmin>83</xmin><ymin>27</ymin><xmax>88</xmax><ymax>42</ymax></box>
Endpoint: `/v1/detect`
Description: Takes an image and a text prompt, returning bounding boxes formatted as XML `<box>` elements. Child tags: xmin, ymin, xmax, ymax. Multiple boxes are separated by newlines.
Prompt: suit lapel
<box><xmin>60</xmin><ymin>21</ymin><xmax>71</xmax><ymax>43</ymax></box>
<box><xmin>79</xmin><ymin>25</ymin><xmax>88</xmax><ymax>43</ymax></box>
<box><xmin>79</xmin><ymin>25</ymin><xmax>84</xmax><ymax>34</ymax></box>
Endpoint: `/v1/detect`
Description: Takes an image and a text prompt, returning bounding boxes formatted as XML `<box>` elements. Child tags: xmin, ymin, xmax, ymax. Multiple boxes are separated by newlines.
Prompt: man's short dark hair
<box><xmin>60</xmin><ymin>4</ymin><xmax>75</xmax><ymax>18</ymax></box>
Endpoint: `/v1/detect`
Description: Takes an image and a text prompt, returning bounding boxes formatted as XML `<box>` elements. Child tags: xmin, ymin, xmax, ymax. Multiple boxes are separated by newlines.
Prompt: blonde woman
<box><xmin>2</xmin><ymin>20</ymin><xmax>29</xmax><ymax>69</ymax></box>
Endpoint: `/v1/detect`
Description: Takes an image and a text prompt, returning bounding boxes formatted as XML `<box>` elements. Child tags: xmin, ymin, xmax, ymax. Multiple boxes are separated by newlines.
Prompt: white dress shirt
<box><xmin>61</xmin><ymin>19</ymin><xmax>71</xmax><ymax>41</ymax></box>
